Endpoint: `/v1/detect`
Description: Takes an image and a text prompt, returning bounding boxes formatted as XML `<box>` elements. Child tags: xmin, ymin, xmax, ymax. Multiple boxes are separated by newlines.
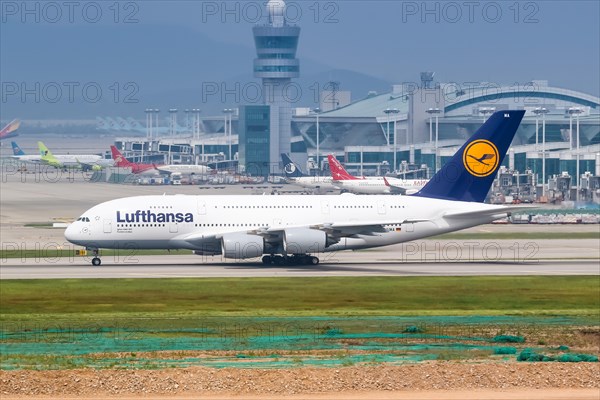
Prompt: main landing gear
<box><xmin>90</xmin><ymin>249</ymin><xmax>101</xmax><ymax>266</ymax></box>
<box><xmin>262</xmin><ymin>254</ymin><xmax>319</xmax><ymax>266</ymax></box>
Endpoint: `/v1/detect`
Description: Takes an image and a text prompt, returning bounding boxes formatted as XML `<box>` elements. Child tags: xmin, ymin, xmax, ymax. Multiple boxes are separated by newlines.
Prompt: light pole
<box><xmin>383</xmin><ymin>108</ymin><xmax>392</xmax><ymax>171</ymax></box>
<box><xmin>145</xmin><ymin>108</ymin><xmax>152</xmax><ymax>139</ymax></box>
<box><xmin>313</xmin><ymin>107</ymin><xmax>321</xmax><ymax>174</ymax></box>
<box><xmin>391</xmin><ymin>108</ymin><xmax>400</xmax><ymax>172</ymax></box>
<box><xmin>575</xmin><ymin>109</ymin><xmax>582</xmax><ymax>201</ymax></box>
<box><xmin>154</xmin><ymin>109</ymin><xmax>160</xmax><ymax>139</ymax></box>
<box><xmin>169</xmin><ymin>109</ymin><xmax>177</xmax><ymax>137</ymax></box>
<box><xmin>184</xmin><ymin>109</ymin><xmax>190</xmax><ymax>133</ymax></box>
<box><xmin>383</xmin><ymin>108</ymin><xmax>391</xmax><ymax>146</ymax></box>
<box><xmin>426</xmin><ymin>108</ymin><xmax>441</xmax><ymax>172</ymax></box>
<box><xmin>535</xmin><ymin>112</ymin><xmax>539</xmax><ymax>150</ymax></box>
<box><xmin>223</xmin><ymin>109</ymin><xmax>234</xmax><ymax>161</ymax></box>
<box><xmin>191</xmin><ymin>109</ymin><xmax>197</xmax><ymax>138</ymax></box>
<box><xmin>568</xmin><ymin>107</ymin><xmax>583</xmax><ymax>200</ymax></box>
<box><xmin>195</xmin><ymin>109</ymin><xmax>202</xmax><ymax>139</ymax></box>
<box><xmin>533</xmin><ymin>107</ymin><xmax>549</xmax><ymax>196</ymax></box>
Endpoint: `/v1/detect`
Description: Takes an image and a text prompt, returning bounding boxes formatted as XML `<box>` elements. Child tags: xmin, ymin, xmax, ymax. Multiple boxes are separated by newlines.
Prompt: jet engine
<box><xmin>221</xmin><ymin>233</ymin><xmax>264</xmax><ymax>259</ymax></box>
<box><xmin>283</xmin><ymin>228</ymin><xmax>328</xmax><ymax>254</ymax></box>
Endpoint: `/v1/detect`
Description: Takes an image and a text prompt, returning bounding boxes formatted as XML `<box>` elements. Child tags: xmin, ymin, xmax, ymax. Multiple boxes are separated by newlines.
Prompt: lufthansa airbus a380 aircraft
<box><xmin>66</xmin><ymin>110</ymin><xmax>527</xmax><ymax>266</ymax></box>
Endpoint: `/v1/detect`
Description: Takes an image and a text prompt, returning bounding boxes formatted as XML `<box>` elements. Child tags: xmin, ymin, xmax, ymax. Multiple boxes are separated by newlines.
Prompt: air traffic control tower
<box><xmin>252</xmin><ymin>0</ymin><xmax>300</xmax><ymax>171</ymax></box>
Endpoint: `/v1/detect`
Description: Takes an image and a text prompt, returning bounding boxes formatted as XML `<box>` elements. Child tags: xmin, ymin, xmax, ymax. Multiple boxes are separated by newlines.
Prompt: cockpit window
<box><xmin>77</xmin><ymin>217</ymin><xmax>90</xmax><ymax>222</ymax></box>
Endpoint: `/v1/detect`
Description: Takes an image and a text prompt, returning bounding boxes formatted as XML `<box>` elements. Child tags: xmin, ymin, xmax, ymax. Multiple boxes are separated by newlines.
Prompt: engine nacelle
<box><xmin>283</xmin><ymin>228</ymin><xmax>327</xmax><ymax>255</ymax></box>
<box><xmin>221</xmin><ymin>233</ymin><xmax>264</xmax><ymax>259</ymax></box>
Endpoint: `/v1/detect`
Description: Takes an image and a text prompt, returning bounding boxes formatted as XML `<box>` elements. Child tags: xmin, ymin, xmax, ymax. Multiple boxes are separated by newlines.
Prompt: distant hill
<box><xmin>1</xmin><ymin>23</ymin><xmax>392</xmax><ymax>119</ymax></box>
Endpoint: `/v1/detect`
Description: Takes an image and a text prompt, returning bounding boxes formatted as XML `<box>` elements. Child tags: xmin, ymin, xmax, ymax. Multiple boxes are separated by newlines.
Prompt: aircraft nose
<box><xmin>64</xmin><ymin>223</ymin><xmax>78</xmax><ymax>243</ymax></box>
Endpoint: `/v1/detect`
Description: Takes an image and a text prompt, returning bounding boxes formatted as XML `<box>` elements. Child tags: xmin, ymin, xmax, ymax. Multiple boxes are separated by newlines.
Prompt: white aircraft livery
<box><xmin>281</xmin><ymin>153</ymin><xmax>339</xmax><ymax>191</ymax></box>
<box><xmin>327</xmin><ymin>154</ymin><xmax>428</xmax><ymax>195</ymax></box>
<box><xmin>66</xmin><ymin>110</ymin><xmax>527</xmax><ymax>266</ymax></box>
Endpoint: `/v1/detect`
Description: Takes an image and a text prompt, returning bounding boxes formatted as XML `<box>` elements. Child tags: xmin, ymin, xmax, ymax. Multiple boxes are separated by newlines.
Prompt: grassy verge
<box><xmin>1</xmin><ymin>276</ymin><xmax>598</xmax><ymax>320</ymax></box>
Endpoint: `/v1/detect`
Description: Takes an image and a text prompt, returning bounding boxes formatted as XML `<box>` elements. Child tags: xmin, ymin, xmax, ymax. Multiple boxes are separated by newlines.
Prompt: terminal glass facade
<box><xmin>239</xmin><ymin>105</ymin><xmax>271</xmax><ymax>177</ymax></box>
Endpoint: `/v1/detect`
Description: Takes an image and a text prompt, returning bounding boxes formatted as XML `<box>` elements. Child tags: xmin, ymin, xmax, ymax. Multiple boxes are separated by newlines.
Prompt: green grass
<box><xmin>23</xmin><ymin>223</ymin><xmax>55</xmax><ymax>228</ymax></box>
<box><xmin>433</xmin><ymin>232</ymin><xmax>599</xmax><ymax>240</ymax></box>
<box><xmin>1</xmin><ymin>276</ymin><xmax>598</xmax><ymax>319</ymax></box>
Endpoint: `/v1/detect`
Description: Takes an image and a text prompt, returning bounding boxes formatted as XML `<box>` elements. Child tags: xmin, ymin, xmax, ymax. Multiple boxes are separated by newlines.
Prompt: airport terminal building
<box><xmin>112</xmin><ymin>2</ymin><xmax>599</xmax><ymax>202</ymax></box>
<box><xmin>114</xmin><ymin>76</ymin><xmax>599</xmax><ymax>202</ymax></box>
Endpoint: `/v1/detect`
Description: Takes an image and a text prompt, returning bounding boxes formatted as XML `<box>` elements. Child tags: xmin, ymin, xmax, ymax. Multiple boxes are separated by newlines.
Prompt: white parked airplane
<box><xmin>38</xmin><ymin>142</ymin><xmax>113</xmax><ymax>170</ymax></box>
<box><xmin>10</xmin><ymin>141</ymin><xmax>41</xmax><ymax>163</ymax></box>
<box><xmin>155</xmin><ymin>164</ymin><xmax>212</xmax><ymax>176</ymax></box>
<box><xmin>327</xmin><ymin>154</ymin><xmax>428</xmax><ymax>195</ymax></box>
<box><xmin>66</xmin><ymin>110</ymin><xmax>528</xmax><ymax>266</ymax></box>
<box><xmin>281</xmin><ymin>153</ymin><xmax>340</xmax><ymax>191</ymax></box>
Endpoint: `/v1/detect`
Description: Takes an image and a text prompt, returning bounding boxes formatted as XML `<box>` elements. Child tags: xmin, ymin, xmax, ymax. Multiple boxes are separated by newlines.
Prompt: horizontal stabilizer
<box><xmin>443</xmin><ymin>206</ymin><xmax>538</xmax><ymax>220</ymax></box>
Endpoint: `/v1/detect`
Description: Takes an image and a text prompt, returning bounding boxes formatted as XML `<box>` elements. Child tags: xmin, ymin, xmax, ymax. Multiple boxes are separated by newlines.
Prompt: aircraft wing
<box><xmin>181</xmin><ymin>205</ymin><xmax>535</xmax><ymax>250</ymax></box>
<box><xmin>153</xmin><ymin>165</ymin><xmax>171</xmax><ymax>175</ymax></box>
<box><xmin>181</xmin><ymin>219</ymin><xmax>421</xmax><ymax>249</ymax></box>
<box><xmin>76</xmin><ymin>159</ymin><xmax>103</xmax><ymax>171</ymax></box>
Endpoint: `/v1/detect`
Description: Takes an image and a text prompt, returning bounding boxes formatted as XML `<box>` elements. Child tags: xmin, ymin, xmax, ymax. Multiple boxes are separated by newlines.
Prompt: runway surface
<box><xmin>1</xmin><ymin>256</ymin><xmax>598</xmax><ymax>279</ymax></box>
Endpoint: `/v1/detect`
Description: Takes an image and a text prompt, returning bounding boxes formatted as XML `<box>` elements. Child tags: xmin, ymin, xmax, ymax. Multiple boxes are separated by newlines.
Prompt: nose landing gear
<box><xmin>89</xmin><ymin>249</ymin><xmax>101</xmax><ymax>266</ymax></box>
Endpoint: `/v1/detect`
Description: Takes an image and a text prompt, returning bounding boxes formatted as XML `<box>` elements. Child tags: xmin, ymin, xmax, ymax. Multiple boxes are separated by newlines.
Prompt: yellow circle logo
<box><xmin>463</xmin><ymin>139</ymin><xmax>499</xmax><ymax>177</ymax></box>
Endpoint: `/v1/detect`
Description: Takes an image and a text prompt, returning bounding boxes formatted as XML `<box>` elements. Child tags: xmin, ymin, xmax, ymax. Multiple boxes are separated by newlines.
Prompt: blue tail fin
<box><xmin>415</xmin><ymin>110</ymin><xmax>525</xmax><ymax>202</ymax></box>
<box><xmin>281</xmin><ymin>153</ymin><xmax>305</xmax><ymax>178</ymax></box>
<box><xmin>11</xmin><ymin>141</ymin><xmax>25</xmax><ymax>156</ymax></box>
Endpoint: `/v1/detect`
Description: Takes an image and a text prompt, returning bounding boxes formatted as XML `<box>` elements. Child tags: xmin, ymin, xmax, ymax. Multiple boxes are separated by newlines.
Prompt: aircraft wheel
<box><xmin>91</xmin><ymin>257</ymin><xmax>102</xmax><ymax>266</ymax></box>
<box><xmin>309</xmin><ymin>256</ymin><xmax>319</xmax><ymax>265</ymax></box>
<box><xmin>262</xmin><ymin>255</ymin><xmax>272</xmax><ymax>265</ymax></box>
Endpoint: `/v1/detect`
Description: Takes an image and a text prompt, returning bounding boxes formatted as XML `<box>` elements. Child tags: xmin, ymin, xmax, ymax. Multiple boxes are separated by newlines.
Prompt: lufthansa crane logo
<box><xmin>462</xmin><ymin>139</ymin><xmax>499</xmax><ymax>177</ymax></box>
<box><xmin>284</xmin><ymin>163</ymin><xmax>296</xmax><ymax>174</ymax></box>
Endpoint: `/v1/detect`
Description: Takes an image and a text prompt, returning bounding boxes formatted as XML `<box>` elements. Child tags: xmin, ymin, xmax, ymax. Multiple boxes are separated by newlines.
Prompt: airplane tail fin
<box><xmin>281</xmin><ymin>153</ymin><xmax>304</xmax><ymax>178</ymax></box>
<box><xmin>414</xmin><ymin>110</ymin><xmax>525</xmax><ymax>203</ymax></box>
<box><xmin>38</xmin><ymin>142</ymin><xmax>63</xmax><ymax>168</ymax></box>
<box><xmin>38</xmin><ymin>141</ymin><xmax>54</xmax><ymax>159</ymax></box>
<box><xmin>0</xmin><ymin>119</ymin><xmax>21</xmax><ymax>138</ymax></box>
<box><xmin>110</xmin><ymin>145</ymin><xmax>131</xmax><ymax>167</ymax></box>
<box><xmin>327</xmin><ymin>154</ymin><xmax>359</xmax><ymax>180</ymax></box>
<box><xmin>11</xmin><ymin>141</ymin><xmax>25</xmax><ymax>156</ymax></box>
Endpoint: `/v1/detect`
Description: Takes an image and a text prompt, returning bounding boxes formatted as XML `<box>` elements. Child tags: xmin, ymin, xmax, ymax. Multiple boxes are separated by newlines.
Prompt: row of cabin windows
<box><xmin>117</xmin><ymin>223</ymin><xmax>268</xmax><ymax>228</ymax></box>
<box><xmin>195</xmin><ymin>223</ymin><xmax>266</xmax><ymax>227</ymax></box>
<box><xmin>333</xmin><ymin>205</ymin><xmax>405</xmax><ymax>209</ymax></box>
<box><xmin>219</xmin><ymin>205</ymin><xmax>314</xmax><ymax>209</ymax></box>
<box><xmin>118</xmin><ymin>224</ymin><xmax>166</xmax><ymax>228</ymax></box>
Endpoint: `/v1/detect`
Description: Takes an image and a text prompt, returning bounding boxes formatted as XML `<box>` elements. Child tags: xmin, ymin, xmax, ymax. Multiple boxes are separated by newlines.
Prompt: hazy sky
<box><xmin>1</xmin><ymin>0</ymin><xmax>599</xmax><ymax>118</ymax></box>
<box><xmin>138</xmin><ymin>0</ymin><xmax>600</xmax><ymax>93</ymax></box>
